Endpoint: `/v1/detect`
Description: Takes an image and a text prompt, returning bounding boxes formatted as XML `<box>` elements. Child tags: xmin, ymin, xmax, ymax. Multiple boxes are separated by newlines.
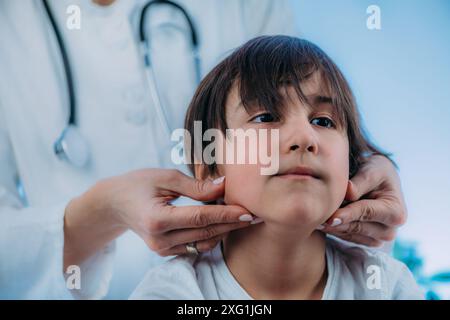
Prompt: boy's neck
<box><xmin>223</xmin><ymin>223</ymin><xmax>327</xmax><ymax>300</ymax></box>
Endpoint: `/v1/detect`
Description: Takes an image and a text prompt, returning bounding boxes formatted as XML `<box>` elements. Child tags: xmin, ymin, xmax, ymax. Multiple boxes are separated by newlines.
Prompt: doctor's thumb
<box><xmin>181</xmin><ymin>176</ymin><xmax>226</xmax><ymax>202</ymax></box>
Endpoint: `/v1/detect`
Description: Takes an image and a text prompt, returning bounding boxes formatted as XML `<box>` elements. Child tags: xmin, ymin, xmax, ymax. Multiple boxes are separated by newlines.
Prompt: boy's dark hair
<box><xmin>184</xmin><ymin>35</ymin><xmax>391</xmax><ymax>178</ymax></box>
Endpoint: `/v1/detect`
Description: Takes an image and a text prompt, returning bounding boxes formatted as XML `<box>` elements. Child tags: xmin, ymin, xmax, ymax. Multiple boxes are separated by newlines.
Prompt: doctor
<box><xmin>0</xmin><ymin>0</ymin><xmax>407</xmax><ymax>299</ymax></box>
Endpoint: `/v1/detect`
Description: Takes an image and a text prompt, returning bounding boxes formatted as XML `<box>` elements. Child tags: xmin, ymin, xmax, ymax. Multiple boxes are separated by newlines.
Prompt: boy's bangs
<box><xmin>234</xmin><ymin>37</ymin><xmax>348</xmax><ymax>129</ymax></box>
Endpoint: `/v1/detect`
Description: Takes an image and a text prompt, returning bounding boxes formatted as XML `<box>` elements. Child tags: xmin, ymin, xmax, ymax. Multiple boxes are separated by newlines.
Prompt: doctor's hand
<box><xmin>319</xmin><ymin>155</ymin><xmax>407</xmax><ymax>247</ymax></box>
<box><xmin>64</xmin><ymin>169</ymin><xmax>254</xmax><ymax>268</ymax></box>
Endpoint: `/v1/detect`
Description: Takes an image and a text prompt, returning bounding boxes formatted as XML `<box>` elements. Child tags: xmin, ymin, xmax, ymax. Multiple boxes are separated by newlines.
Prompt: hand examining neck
<box><xmin>223</xmin><ymin>224</ymin><xmax>328</xmax><ymax>300</ymax></box>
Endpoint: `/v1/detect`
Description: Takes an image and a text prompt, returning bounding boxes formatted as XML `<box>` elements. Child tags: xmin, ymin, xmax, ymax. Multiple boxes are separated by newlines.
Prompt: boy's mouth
<box><xmin>274</xmin><ymin>165</ymin><xmax>321</xmax><ymax>180</ymax></box>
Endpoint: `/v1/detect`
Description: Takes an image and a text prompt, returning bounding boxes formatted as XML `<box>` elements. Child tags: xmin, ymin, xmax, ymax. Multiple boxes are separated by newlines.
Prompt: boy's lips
<box><xmin>275</xmin><ymin>166</ymin><xmax>321</xmax><ymax>180</ymax></box>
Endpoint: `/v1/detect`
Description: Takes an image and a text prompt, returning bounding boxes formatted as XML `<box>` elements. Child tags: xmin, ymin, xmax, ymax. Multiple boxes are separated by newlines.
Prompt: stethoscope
<box><xmin>42</xmin><ymin>0</ymin><xmax>201</xmax><ymax>168</ymax></box>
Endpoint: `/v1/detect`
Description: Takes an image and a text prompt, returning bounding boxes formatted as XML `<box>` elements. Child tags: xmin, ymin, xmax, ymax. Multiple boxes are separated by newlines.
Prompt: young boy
<box><xmin>130</xmin><ymin>36</ymin><xmax>423</xmax><ymax>300</ymax></box>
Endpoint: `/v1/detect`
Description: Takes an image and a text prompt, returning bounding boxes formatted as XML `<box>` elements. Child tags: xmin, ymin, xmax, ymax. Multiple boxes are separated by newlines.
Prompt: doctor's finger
<box><xmin>323</xmin><ymin>221</ymin><xmax>396</xmax><ymax>242</ymax></box>
<box><xmin>155</xmin><ymin>169</ymin><xmax>226</xmax><ymax>202</ymax></box>
<box><xmin>345</xmin><ymin>155</ymin><xmax>398</xmax><ymax>201</ymax></box>
<box><xmin>346</xmin><ymin>166</ymin><xmax>384</xmax><ymax>202</ymax></box>
<box><xmin>325</xmin><ymin>199</ymin><xmax>405</xmax><ymax>227</ymax></box>
<box><xmin>155</xmin><ymin>204</ymin><xmax>253</xmax><ymax>232</ymax></box>
<box><xmin>328</xmin><ymin>232</ymin><xmax>383</xmax><ymax>248</ymax></box>
<box><xmin>158</xmin><ymin>234</ymin><xmax>226</xmax><ymax>257</ymax></box>
<box><xmin>150</xmin><ymin>222</ymin><xmax>250</xmax><ymax>252</ymax></box>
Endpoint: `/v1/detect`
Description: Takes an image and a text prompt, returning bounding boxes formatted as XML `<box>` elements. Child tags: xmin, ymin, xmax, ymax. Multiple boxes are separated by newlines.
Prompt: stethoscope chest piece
<box><xmin>54</xmin><ymin>125</ymin><xmax>90</xmax><ymax>168</ymax></box>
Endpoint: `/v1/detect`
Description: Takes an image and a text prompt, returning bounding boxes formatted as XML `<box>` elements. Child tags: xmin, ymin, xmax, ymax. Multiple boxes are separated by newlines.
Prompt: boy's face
<box><xmin>206</xmin><ymin>72</ymin><xmax>349</xmax><ymax>232</ymax></box>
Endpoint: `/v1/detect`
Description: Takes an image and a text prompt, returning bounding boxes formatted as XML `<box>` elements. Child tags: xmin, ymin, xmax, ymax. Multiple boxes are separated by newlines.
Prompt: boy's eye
<box><xmin>250</xmin><ymin>113</ymin><xmax>275</xmax><ymax>123</ymax></box>
<box><xmin>311</xmin><ymin>117</ymin><xmax>335</xmax><ymax>128</ymax></box>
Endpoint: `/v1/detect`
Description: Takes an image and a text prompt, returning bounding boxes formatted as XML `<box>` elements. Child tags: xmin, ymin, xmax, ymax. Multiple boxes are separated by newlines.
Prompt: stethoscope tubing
<box><xmin>42</xmin><ymin>0</ymin><xmax>201</xmax><ymax>167</ymax></box>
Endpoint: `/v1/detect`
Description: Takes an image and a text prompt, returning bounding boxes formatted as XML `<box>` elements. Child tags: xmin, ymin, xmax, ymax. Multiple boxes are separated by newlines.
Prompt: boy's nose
<box><xmin>281</xmin><ymin>117</ymin><xmax>319</xmax><ymax>156</ymax></box>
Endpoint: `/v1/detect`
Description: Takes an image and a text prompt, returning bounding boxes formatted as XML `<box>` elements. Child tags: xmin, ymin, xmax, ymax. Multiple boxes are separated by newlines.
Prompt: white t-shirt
<box><xmin>130</xmin><ymin>237</ymin><xmax>424</xmax><ymax>300</ymax></box>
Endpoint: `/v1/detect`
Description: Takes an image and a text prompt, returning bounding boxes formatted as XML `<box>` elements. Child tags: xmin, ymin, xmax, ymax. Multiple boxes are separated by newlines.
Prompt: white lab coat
<box><xmin>0</xmin><ymin>0</ymin><xmax>297</xmax><ymax>299</ymax></box>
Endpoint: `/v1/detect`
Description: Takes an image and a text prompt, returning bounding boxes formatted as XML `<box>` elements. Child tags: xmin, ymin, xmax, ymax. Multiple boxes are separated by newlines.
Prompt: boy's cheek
<box><xmin>326</xmin><ymin>150</ymin><xmax>350</xmax><ymax>213</ymax></box>
<box><xmin>222</xmin><ymin>164</ymin><xmax>263</xmax><ymax>208</ymax></box>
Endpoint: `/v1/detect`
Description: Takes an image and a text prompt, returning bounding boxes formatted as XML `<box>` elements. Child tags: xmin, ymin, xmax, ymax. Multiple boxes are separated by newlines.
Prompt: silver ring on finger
<box><xmin>186</xmin><ymin>242</ymin><xmax>199</xmax><ymax>255</ymax></box>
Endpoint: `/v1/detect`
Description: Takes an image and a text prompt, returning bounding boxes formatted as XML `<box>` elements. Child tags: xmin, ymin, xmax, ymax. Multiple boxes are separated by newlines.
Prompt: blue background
<box><xmin>291</xmin><ymin>0</ymin><xmax>450</xmax><ymax>298</ymax></box>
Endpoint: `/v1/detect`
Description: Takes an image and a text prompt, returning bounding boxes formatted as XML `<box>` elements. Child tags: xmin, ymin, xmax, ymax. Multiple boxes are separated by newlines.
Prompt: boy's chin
<box><xmin>264</xmin><ymin>207</ymin><xmax>327</xmax><ymax>230</ymax></box>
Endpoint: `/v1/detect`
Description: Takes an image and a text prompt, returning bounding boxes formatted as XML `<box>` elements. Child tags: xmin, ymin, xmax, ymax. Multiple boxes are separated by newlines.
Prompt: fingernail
<box><xmin>250</xmin><ymin>217</ymin><xmax>264</xmax><ymax>225</ymax></box>
<box><xmin>212</xmin><ymin>176</ymin><xmax>225</xmax><ymax>185</ymax></box>
<box><xmin>316</xmin><ymin>224</ymin><xmax>325</xmax><ymax>230</ymax></box>
<box><xmin>239</xmin><ymin>214</ymin><xmax>253</xmax><ymax>222</ymax></box>
<box><xmin>330</xmin><ymin>218</ymin><xmax>342</xmax><ymax>227</ymax></box>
